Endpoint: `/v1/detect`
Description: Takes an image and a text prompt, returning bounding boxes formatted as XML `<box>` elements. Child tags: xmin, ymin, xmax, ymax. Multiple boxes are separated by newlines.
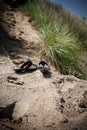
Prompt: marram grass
<box><xmin>20</xmin><ymin>0</ymin><xmax>87</xmax><ymax>79</ymax></box>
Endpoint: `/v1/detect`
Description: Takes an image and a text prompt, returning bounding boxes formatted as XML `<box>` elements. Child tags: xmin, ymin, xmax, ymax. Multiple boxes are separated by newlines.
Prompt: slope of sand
<box><xmin>0</xmin><ymin>7</ymin><xmax>87</xmax><ymax>130</ymax></box>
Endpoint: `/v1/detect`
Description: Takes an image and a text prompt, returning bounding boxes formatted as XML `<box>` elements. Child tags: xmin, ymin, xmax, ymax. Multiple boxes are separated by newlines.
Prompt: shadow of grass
<box><xmin>0</xmin><ymin>21</ymin><xmax>24</xmax><ymax>55</ymax></box>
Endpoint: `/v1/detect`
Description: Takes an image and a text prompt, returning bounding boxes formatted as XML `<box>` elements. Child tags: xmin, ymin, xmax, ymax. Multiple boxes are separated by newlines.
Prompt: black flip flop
<box><xmin>38</xmin><ymin>61</ymin><xmax>50</xmax><ymax>73</ymax></box>
<box><xmin>14</xmin><ymin>60</ymin><xmax>37</xmax><ymax>73</ymax></box>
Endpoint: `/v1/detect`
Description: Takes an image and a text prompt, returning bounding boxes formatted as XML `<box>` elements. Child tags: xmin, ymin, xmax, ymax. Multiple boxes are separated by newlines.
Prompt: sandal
<box><xmin>38</xmin><ymin>61</ymin><xmax>50</xmax><ymax>73</ymax></box>
<box><xmin>14</xmin><ymin>60</ymin><xmax>37</xmax><ymax>73</ymax></box>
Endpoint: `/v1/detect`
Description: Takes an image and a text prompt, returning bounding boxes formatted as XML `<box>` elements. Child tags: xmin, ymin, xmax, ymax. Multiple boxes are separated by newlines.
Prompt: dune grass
<box><xmin>20</xmin><ymin>0</ymin><xmax>87</xmax><ymax>79</ymax></box>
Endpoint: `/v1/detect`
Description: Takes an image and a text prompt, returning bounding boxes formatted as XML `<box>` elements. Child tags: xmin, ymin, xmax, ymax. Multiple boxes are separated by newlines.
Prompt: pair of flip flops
<box><xmin>14</xmin><ymin>60</ymin><xmax>50</xmax><ymax>74</ymax></box>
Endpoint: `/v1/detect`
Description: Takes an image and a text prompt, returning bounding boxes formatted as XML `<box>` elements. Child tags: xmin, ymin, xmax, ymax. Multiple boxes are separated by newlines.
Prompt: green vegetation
<box><xmin>20</xmin><ymin>0</ymin><xmax>87</xmax><ymax>79</ymax></box>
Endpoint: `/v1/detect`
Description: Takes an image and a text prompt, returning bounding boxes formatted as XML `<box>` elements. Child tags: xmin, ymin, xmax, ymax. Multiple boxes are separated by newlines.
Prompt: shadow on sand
<box><xmin>0</xmin><ymin>102</ymin><xmax>16</xmax><ymax>120</ymax></box>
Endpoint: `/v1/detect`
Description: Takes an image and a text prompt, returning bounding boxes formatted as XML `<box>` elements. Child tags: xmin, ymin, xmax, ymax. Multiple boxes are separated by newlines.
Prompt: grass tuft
<box><xmin>20</xmin><ymin>0</ymin><xmax>87</xmax><ymax>79</ymax></box>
